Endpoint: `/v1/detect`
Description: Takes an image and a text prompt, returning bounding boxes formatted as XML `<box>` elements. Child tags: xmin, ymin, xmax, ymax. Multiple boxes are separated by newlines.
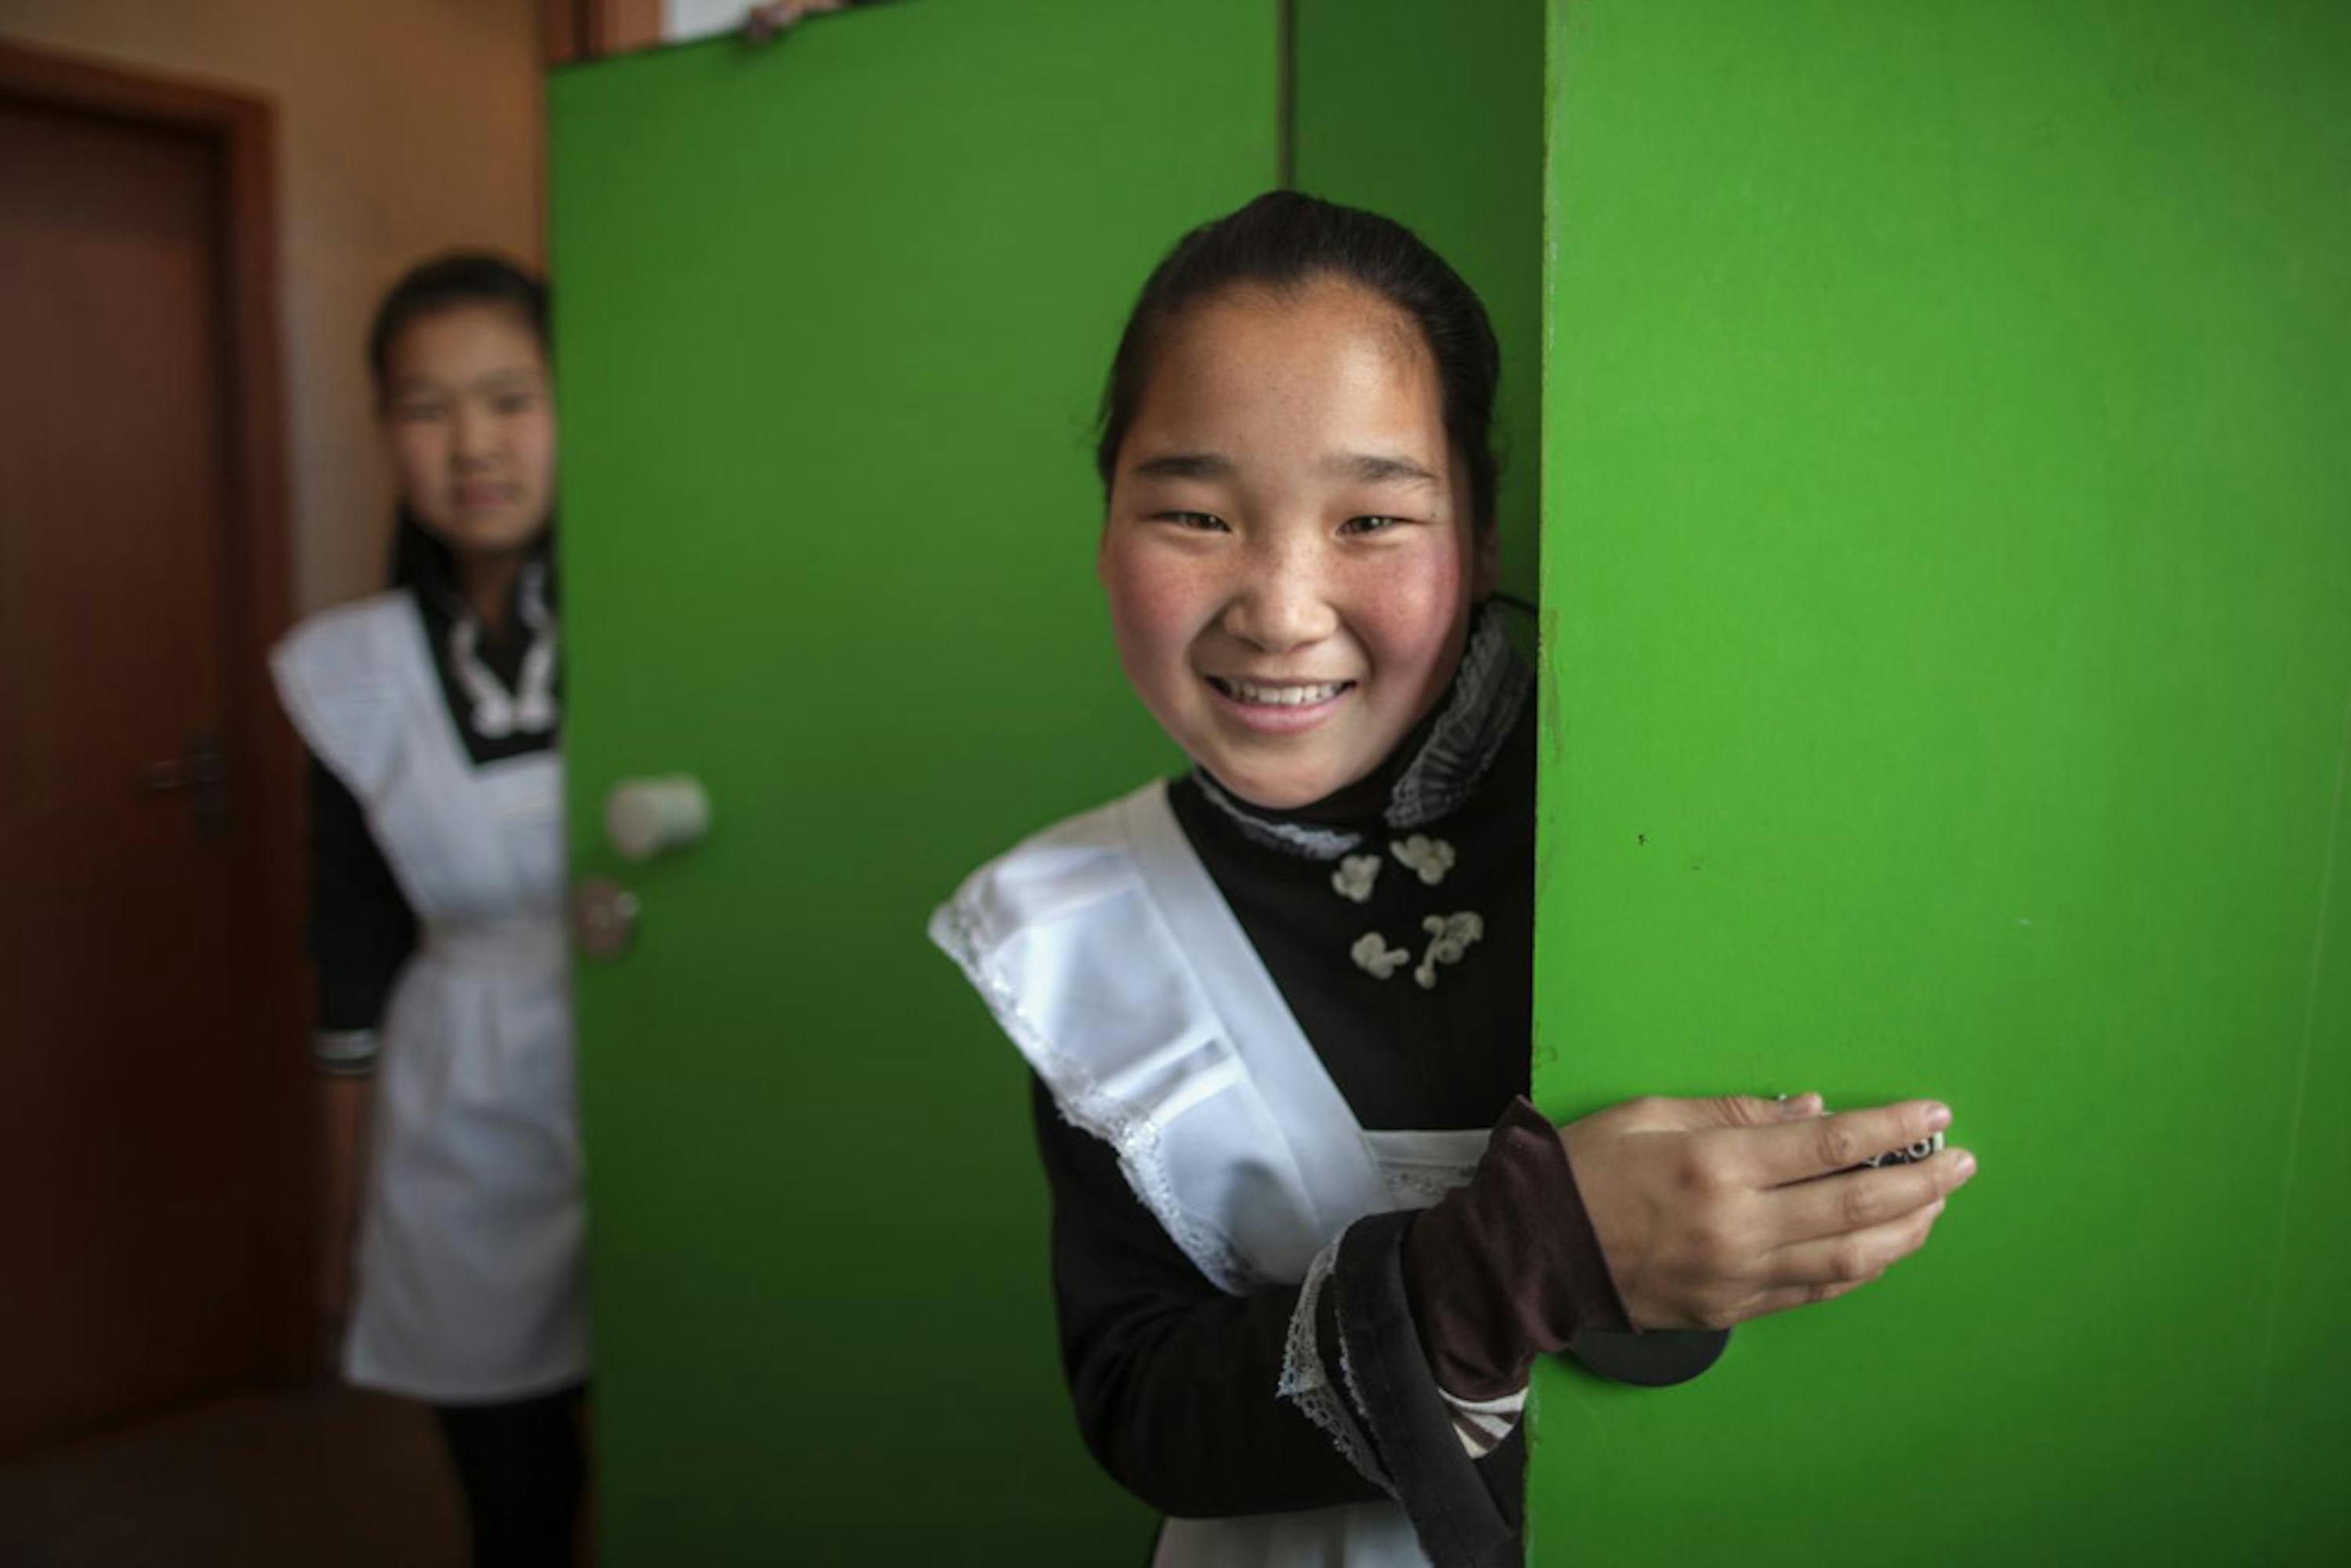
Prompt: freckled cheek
<box><xmin>516</xmin><ymin>413</ymin><xmax>558</xmax><ymax>495</ymax></box>
<box><xmin>1347</xmin><ymin>556</ymin><xmax>1464</xmax><ymax>683</ymax></box>
<box><xmin>1099</xmin><ymin>541</ymin><xmax>1216</xmax><ymax>678</ymax></box>
<box><xmin>389</xmin><ymin>429</ymin><xmax>449</xmax><ymax>514</ymax></box>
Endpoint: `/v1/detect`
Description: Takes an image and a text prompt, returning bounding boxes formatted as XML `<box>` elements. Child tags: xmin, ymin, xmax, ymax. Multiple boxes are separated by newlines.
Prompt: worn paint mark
<box><xmin>1537</xmin><ymin>606</ymin><xmax>1566</xmax><ymax>763</ymax></box>
<box><xmin>2257</xmin><ymin>663</ymin><xmax>2351</xmax><ymax>1407</ymax></box>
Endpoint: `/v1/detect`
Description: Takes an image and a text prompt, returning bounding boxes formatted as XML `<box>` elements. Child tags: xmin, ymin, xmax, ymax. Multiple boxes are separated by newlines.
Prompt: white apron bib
<box><xmin>273</xmin><ymin>591</ymin><xmax>585</xmax><ymax>1403</ymax></box>
<box><xmin>934</xmin><ymin>780</ymin><xmax>1483</xmax><ymax>1568</ymax></box>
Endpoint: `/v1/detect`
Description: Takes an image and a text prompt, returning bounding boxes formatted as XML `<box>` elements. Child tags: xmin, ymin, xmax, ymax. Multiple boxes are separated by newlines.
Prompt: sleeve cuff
<box><xmin>1436</xmin><ymin>1384</ymin><xmax>1526</xmax><ymax>1459</ymax></box>
<box><xmin>1331</xmin><ymin>1211</ymin><xmax>1521</xmax><ymax>1568</ymax></box>
<box><xmin>1401</xmin><ymin>1095</ymin><xmax>1631</xmax><ymax>1400</ymax></box>
<box><xmin>311</xmin><ymin>1029</ymin><xmax>379</xmax><ymax>1077</ymax></box>
<box><xmin>1275</xmin><ymin>1236</ymin><xmax>1396</xmax><ymax>1495</ymax></box>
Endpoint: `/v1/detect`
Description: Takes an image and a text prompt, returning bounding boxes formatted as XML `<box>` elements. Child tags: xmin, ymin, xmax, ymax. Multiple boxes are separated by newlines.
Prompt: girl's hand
<box><xmin>743</xmin><ymin>0</ymin><xmax>849</xmax><ymax>44</ymax></box>
<box><xmin>315</xmin><ymin>1072</ymin><xmax>371</xmax><ymax>1373</ymax></box>
<box><xmin>316</xmin><ymin>1217</ymin><xmax>355</xmax><ymax>1371</ymax></box>
<box><xmin>1559</xmin><ymin>1093</ymin><xmax>1974</xmax><ymax>1331</ymax></box>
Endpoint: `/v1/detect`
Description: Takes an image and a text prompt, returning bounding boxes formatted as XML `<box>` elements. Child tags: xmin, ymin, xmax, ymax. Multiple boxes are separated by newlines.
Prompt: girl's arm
<box><xmin>1035</xmin><ymin>1079</ymin><xmax>1382</xmax><ymax>1513</ymax></box>
<box><xmin>1032</xmin><ymin>1081</ymin><xmax>1528</xmax><ymax>1562</ymax></box>
<box><xmin>1037</xmin><ymin>1077</ymin><xmax>1972</xmax><ymax>1564</ymax></box>
<box><xmin>306</xmin><ymin>756</ymin><xmax>416</xmax><ymax>1056</ymax></box>
<box><xmin>302</xmin><ymin>758</ymin><xmax>417</xmax><ymax>1353</ymax></box>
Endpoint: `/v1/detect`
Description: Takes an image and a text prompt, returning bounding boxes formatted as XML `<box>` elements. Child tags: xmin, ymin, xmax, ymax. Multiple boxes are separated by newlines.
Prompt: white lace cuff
<box><xmin>1437</xmin><ymin>1383</ymin><xmax>1527</xmax><ymax>1458</ymax></box>
<box><xmin>312</xmin><ymin>1029</ymin><xmax>379</xmax><ymax>1077</ymax></box>
<box><xmin>1276</xmin><ymin>1237</ymin><xmax>1395</xmax><ymax>1495</ymax></box>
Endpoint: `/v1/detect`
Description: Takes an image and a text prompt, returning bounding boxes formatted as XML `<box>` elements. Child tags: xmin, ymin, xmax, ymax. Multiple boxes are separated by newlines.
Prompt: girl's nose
<box><xmin>451</xmin><ymin>402</ymin><xmax>500</xmax><ymax>465</ymax></box>
<box><xmin>1221</xmin><ymin>536</ymin><xmax>1339</xmax><ymax>653</ymax></box>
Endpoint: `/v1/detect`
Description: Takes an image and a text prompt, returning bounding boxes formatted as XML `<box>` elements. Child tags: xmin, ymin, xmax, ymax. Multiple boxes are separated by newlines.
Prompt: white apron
<box><xmin>933</xmin><ymin>780</ymin><xmax>1485</xmax><ymax>1568</ymax></box>
<box><xmin>272</xmin><ymin>591</ymin><xmax>586</xmax><ymax>1403</ymax></box>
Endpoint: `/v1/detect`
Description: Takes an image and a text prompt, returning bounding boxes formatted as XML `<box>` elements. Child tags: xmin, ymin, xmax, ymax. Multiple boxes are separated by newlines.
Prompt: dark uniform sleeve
<box><xmin>1031</xmin><ymin>1079</ymin><xmax>1526</xmax><ymax>1565</ymax></box>
<box><xmin>305</xmin><ymin>755</ymin><xmax>418</xmax><ymax>1059</ymax></box>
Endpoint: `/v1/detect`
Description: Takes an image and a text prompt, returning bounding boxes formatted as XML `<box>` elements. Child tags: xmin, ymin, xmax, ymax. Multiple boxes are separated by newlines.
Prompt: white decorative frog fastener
<box><xmin>1331</xmin><ymin>854</ymin><xmax>1382</xmax><ymax>904</ymax></box>
<box><xmin>1414</xmin><ymin>911</ymin><xmax>1483</xmax><ymax>990</ymax></box>
<box><xmin>1350</xmin><ymin>931</ymin><xmax>1411</xmax><ymax>981</ymax></box>
<box><xmin>1390</xmin><ymin>835</ymin><xmax>1457</xmax><ymax>887</ymax></box>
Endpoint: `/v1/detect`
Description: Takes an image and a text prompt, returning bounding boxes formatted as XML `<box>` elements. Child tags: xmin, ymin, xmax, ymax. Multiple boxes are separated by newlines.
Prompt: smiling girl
<box><xmin>272</xmin><ymin>254</ymin><xmax>585</xmax><ymax>1566</ymax></box>
<box><xmin>931</xmin><ymin>194</ymin><xmax>1974</xmax><ymax>1567</ymax></box>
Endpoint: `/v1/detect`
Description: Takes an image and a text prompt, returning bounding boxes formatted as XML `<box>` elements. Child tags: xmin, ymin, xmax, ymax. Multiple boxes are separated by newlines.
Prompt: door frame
<box><xmin>0</xmin><ymin>39</ymin><xmax>310</xmax><ymax>1390</ymax></box>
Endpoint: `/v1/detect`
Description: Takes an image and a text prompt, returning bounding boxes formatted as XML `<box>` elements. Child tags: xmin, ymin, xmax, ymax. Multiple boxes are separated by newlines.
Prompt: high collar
<box><xmin>1193</xmin><ymin>603</ymin><xmax>1532</xmax><ymax>861</ymax></box>
<box><xmin>391</xmin><ymin>509</ymin><xmax>558</xmax><ymax>638</ymax></box>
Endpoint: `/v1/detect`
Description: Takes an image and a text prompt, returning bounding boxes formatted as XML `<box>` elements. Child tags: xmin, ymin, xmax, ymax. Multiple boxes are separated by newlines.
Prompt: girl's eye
<box><xmin>1155</xmin><ymin>511</ymin><xmax>1230</xmax><ymax>533</ymax></box>
<box><xmin>1342</xmin><ymin>515</ymin><xmax>1407</xmax><ymax>536</ymax></box>
<box><xmin>492</xmin><ymin>393</ymin><xmax>539</xmax><ymax>415</ymax></box>
<box><xmin>393</xmin><ymin>401</ymin><xmax>447</xmax><ymax>424</ymax></box>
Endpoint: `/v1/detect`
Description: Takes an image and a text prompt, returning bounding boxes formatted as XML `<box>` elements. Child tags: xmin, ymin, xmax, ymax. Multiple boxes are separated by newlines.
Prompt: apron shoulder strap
<box><xmin>931</xmin><ymin>780</ymin><xmax>1386</xmax><ymax>1291</ymax></box>
<box><xmin>932</xmin><ymin>781</ymin><xmax>1265</xmax><ymax>1291</ymax></box>
<box><xmin>270</xmin><ymin>592</ymin><xmax>422</xmax><ymax>802</ymax></box>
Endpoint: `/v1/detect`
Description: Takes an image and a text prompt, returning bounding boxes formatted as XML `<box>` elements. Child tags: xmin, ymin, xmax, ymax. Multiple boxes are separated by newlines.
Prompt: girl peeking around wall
<box><xmin>931</xmin><ymin>192</ymin><xmax>1976</xmax><ymax>1567</ymax></box>
<box><xmin>272</xmin><ymin>254</ymin><xmax>587</xmax><ymax>1567</ymax></box>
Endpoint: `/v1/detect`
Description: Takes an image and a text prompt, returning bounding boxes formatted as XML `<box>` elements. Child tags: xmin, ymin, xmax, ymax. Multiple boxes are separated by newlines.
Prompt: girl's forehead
<box><xmin>384</xmin><ymin>303</ymin><xmax>546</xmax><ymax>380</ymax></box>
<box><xmin>1172</xmin><ymin>278</ymin><xmax>1430</xmax><ymax>371</ymax></box>
<box><xmin>1136</xmin><ymin>281</ymin><xmax>1444</xmax><ymax>443</ymax></box>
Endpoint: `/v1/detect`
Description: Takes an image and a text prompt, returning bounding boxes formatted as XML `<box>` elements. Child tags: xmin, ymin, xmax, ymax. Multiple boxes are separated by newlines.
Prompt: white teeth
<box><xmin>1224</xmin><ymin>679</ymin><xmax>1347</xmax><ymax>707</ymax></box>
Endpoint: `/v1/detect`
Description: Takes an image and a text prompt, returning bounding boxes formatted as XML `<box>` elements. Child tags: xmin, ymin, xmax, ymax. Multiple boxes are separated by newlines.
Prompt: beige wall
<box><xmin>0</xmin><ymin>0</ymin><xmax>543</xmax><ymax>614</ymax></box>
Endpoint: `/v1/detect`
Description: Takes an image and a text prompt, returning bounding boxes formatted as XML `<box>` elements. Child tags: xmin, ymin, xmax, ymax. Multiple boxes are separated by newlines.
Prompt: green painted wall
<box><xmin>549</xmin><ymin>4</ymin><xmax>1273</xmax><ymax>1558</ymax></box>
<box><xmin>1530</xmin><ymin>2</ymin><xmax>2351</xmax><ymax>1561</ymax></box>
<box><xmin>1291</xmin><ymin>0</ymin><xmax>1546</xmax><ymax>602</ymax></box>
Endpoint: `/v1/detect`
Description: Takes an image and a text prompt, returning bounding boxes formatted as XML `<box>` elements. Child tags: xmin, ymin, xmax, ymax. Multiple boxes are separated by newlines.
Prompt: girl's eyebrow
<box><xmin>383</xmin><ymin>366</ymin><xmax>541</xmax><ymax>399</ymax></box>
<box><xmin>1130</xmin><ymin>451</ymin><xmax>1234</xmax><ymax>481</ymax></box>
<box><xmin>1130</xmin><ymin>451</ymin><xmax>1437</xmax><ymax>486</ymax></box>
<box><xmin>1323</xmin><ymin>452</ymin><xmax>1440</xmax><ymax>487</ymax></box>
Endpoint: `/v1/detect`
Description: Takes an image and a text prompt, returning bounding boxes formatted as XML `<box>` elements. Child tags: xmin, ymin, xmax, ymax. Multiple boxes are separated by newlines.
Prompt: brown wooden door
<box><xmin>0</xmin><ymin>78</ymin><xmax>302</xmax><ymax>1457</ymax></box>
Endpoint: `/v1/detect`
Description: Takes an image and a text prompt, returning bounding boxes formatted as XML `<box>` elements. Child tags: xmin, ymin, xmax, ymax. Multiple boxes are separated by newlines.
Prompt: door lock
<box><xmin>133</xmin><ymin>730</ymin><xmax>230</xmax><ymax>838</ymax></box>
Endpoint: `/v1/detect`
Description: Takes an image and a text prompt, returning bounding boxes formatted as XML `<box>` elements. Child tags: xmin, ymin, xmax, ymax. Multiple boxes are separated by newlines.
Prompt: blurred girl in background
<box><xmin>272</xmin><ymin>253</ymin><xmax>585</xmax><ymax>1567</ymax></box>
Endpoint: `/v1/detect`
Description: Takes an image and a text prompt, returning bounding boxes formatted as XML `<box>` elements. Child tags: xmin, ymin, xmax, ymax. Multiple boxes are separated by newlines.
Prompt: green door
<box><xmin>1289</xmin><ymin>0</ymin><xmax>1548</xmax><ymax>599</ymax></box>
<box><xmin>1530</xmin><ymin>2</ymin><xmax>2351</xmax><ymax>1560</ymax></box>
<box><xmin>549</xmin><ymin>5</ymin><xmax>1273</xmax><ymax>1558</ymax></box>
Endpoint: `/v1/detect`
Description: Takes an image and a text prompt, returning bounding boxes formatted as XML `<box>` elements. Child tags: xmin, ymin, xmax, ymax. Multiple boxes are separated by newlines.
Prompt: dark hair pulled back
<box><xmin>1096</xmin><ymin>190</ymin><xmax>1502</xmax><ymax>531</ymax></box>
<box><xmin>367</xmin><ymin>250</ymin><xmax>549</xmax><ymax>397</ymax></box>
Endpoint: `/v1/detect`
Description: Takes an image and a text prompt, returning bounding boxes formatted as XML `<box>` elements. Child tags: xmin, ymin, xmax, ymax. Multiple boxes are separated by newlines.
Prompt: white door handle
<box><xmin>604</xmin><ymin>775</ymin><xmax>711</xmax><ymax>863</ymax></box>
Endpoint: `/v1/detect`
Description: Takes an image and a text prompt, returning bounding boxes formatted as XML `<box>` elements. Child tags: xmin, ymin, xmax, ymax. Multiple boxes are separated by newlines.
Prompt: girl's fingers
<box><xmin>1759</xmin><ymin>1197</ymin><xmax>1946</xmax><ymax>1289</ymax></box>
<box><xmin>1740</xmin><ymin>1270</ymin><xmax>1881</xmax><ymax>1322</ymax></box>
<box><xmin>1738</xmin><ymin>1099</ymin><xmax>1952</xmax><ymax>1186</ymax></box>
<box><xmin>1765</xmin><ymin>1147</ymin><xmax>1976</xmax><ymax>1244</ymax></box>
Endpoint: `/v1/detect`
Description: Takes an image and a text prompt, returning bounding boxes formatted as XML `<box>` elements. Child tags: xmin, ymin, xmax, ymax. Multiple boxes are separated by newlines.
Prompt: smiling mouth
<box><xmin>1205</xmin><ymin>676</ymin><xmax>1357</xmax><ymax>708</ymax></box>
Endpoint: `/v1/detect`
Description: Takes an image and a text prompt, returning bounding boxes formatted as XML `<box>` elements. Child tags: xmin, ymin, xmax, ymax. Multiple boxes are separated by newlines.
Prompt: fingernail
<box><xmin>1785</xmin><ymin>1092</ymin><xmax>1824</xmax><ymax>1117</ymax></box>
<box><xmin>1952</xmin><ymin>1151</ymin><xmax>1976</xmax><ymax>1179</ymax></box>
<box><xmin>1924</xmin><ymin>1103</ymin><xmax>1952</xmax><ymax>1132</ymax></box>
<box><xmin>1929</xmin><ymin>1198</ymin><xmax>1947</xmax><ymax>1219</ymax></box>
